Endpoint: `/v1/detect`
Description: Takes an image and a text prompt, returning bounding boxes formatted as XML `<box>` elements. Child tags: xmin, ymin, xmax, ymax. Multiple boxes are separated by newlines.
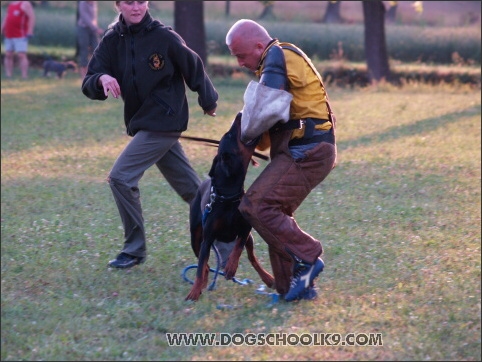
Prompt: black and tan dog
<box><xmin>43</xmin><ymin>60</ymin><xmax>78</xmax><ymax>79</ymax></box>
<box><xmin>185</xmin><ymin>112</ymin><xmax>275</xmax><ymax>301</ymax></box>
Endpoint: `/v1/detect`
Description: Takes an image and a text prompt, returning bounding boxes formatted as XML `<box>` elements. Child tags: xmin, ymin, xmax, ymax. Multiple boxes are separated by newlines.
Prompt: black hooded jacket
<box><xmin>81</xmin><ymin>12</ymin><xmax>218</xmax><ymax>136</ymax></box>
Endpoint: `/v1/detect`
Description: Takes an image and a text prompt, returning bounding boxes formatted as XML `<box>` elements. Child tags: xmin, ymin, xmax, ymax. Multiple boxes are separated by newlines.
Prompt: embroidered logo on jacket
<box><xmin>149</xmin><ymin>53</ymin><xmax>164</xmax><ymax>70</ymax></box>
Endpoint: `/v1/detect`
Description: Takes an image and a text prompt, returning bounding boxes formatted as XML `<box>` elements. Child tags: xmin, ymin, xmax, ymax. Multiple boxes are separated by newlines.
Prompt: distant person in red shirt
<box><xmin>1</xmin><ymin>1</ymin><xmax>35</xmax><ymax>79</ymax></box>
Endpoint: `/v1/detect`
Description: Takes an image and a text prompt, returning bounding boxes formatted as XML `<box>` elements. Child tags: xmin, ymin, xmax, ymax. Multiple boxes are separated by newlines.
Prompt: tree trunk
<box><xmin>174</xmin><ymin>1</ymin><xmax>207</xmax><ymax>65</ymax></box>
<box><xmin>322</xmin><ymin>1</ymin><xmax>343</xmax><ymax>24</ymax></box>
<box><xmin>386</xmin><ymin>1</ymin><xmax>398</xmax><ymax>23</ymax></box>
<box><xmin>225</xmin><ymin>1</ymin><xmax>231</xmax><ymax>17</ymax></box>
<box><xmin>258</xmin><ymin>1</ymin><xmax>275</xmax><ymax>20</ymax></box>
<box><xmin>75</xmin><ymin>1</ymin><xmax>80</xmax><ymax>59</ymax></box>
<box><xmin>362</xmin><ymin>1</ymin><xmax>390</xmax><ymax>83</ymax></box>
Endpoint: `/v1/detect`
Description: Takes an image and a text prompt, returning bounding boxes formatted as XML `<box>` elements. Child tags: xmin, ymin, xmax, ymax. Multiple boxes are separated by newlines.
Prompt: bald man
<box><xmin>226</xmin><ymin>19</ymin><xmax>337</xmax><ymax>302</ymax></box>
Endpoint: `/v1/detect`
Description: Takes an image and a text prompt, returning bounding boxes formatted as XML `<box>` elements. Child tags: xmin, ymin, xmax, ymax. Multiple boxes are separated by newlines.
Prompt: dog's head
<box><xmin>209</xmin><ymin>112</ymin><xmax>259</xmax><ymax>182</ymax></box>
<box><xmin>64</xmin><ymin>61</ymin><xmax>78</xmax><ymax>72</ymax></box>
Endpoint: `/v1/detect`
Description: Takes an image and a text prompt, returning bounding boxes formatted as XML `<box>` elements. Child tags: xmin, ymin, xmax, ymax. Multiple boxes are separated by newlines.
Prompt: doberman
<box><xmin>185</xmin><ymin>112</ymin><xmax>275</xmax><ymax>301</ymax></box>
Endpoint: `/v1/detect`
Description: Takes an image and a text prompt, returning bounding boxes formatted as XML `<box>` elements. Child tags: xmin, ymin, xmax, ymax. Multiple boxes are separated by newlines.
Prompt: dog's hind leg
<box><xmin>189</xmin><ymin>186</ymin><xmax>205</xmax><ymax>258</ymax></box>
<box><xmin>223</xmin><ymin>236</ymin><xmax>245</xmax><ymax>280</ymax></box>
<box><xmin>245</xmin><ymin>233</ymin><xmax>275</xmax><ymax>288</ymax></box>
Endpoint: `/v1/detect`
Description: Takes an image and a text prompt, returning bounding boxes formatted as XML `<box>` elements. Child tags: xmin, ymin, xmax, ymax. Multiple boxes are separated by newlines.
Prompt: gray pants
<box><xmin>108</xmin><ymin>130</ymin><xmax>201</xmax><ymax>259</ymax></box>
<box><xmin>77</xmin><ymin>25</ymin><xmax>99</xmax><ymax>67</ymax></box>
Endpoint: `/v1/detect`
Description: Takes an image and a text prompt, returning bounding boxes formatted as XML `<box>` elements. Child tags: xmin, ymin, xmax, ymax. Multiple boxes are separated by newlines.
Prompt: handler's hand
<box><xmin>204</xmin><ymin>107</ymin><xmax>217</xmax><ymax>117</ymax></box>
<box><xmin>99</xmin><ymin>74</ymin><xmax>121</xmax><ymax>99</ymax></box>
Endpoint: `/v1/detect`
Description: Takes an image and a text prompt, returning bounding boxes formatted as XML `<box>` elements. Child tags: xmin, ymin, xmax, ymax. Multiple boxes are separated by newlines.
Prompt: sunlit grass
<box><xmin>1</xmin><ymin>72</ymin><xmax>481</xmax><ymax>360</ymax></box>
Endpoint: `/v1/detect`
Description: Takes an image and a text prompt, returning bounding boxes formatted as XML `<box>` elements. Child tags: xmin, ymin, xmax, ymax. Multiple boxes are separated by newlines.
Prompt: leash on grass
<box><xmin>181</xmin><ymin>246</ymin><xmax>280</xmax><ymax>308</ymax></box>
<box><xmin>181</xmin><ymin>244</ymin><xmax>254</xmax><ymax>290</ymax></box>
<box><xmin>181</xmin><ymin>246</ymin><xmax>280</xmax><ymax>307</ymax></box>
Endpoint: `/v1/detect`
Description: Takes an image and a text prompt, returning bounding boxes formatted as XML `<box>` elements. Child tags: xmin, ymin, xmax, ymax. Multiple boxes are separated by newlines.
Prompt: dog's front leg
<box><xmin>185</xmin><ymin>239</ymin><xmax>212</xmax><ymax>301</ymax></box>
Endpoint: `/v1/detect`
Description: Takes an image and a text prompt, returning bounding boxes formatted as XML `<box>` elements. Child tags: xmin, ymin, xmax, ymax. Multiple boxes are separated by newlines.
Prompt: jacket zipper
<box><xmin>131</xmin><ymin>35</ymin><xmax>140</xmax><ymax>101</ymax></box>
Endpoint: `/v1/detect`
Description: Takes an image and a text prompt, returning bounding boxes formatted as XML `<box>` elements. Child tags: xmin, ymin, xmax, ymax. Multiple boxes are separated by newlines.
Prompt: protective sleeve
<box><xmin>240</xmin><ymin>81</ymin><xmax>293</xmax><ymax>143</ymax></box>
<box><xmin>259</xmin><ymin>45</ymin><xmax>289</xmax><ymax>90</ymax></box>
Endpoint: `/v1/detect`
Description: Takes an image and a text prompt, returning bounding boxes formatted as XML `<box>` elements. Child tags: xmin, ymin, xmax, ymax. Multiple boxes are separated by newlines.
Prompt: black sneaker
<box><xmin>108</xmin><ymin>252</ymin><xmax>145</xmax><ymax>269</ymax></box>
<box><xmin>285</xmin><ymin>258</ymin><xmax>324</xmax><ymax>302</ymax></box>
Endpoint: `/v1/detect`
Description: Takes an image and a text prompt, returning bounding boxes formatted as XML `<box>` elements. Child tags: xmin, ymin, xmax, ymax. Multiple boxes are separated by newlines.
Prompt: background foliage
<box><xmin>1</xmin><ymin>1</ymin><xmax>481</xmax><ymax>64</ymax></box>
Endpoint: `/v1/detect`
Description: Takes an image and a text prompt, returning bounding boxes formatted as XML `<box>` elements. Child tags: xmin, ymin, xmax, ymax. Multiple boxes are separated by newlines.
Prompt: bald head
<box><xmin>225</xmin><ymin>19</ymin><xmax>273</xmax><ymax>72</ymax></box>
<box><xmin>226</xmin><ymin>19</ymin><xmax>272</xmax><ymax>48</ymax></box>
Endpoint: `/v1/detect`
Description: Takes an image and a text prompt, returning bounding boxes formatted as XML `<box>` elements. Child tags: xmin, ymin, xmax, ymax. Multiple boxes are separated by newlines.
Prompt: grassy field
<box><xmin>1</xmin><ymin>67</ymin><xmax>481</xmax><ymax>361</ymax></box>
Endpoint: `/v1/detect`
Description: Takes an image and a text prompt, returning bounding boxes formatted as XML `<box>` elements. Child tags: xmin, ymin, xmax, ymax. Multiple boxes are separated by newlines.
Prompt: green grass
<box><xmin>1</xmin><ymin>69</ymin><xmax>481</xmax><ymax>360</ymax></box>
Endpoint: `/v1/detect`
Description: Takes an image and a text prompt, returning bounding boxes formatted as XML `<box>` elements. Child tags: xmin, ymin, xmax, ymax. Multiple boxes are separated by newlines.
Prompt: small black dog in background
<box><xmin>43</xmin><ymin>60</ymin><xmax>78</xmax><ymax>79</ymax></box>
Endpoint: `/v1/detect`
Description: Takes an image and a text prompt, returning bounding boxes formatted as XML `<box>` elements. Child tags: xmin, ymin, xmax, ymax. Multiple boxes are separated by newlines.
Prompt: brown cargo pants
<box><xmin>239</xmin><ymin>130</ymin><xmax>336</xmax><ymax>294</ymax></box>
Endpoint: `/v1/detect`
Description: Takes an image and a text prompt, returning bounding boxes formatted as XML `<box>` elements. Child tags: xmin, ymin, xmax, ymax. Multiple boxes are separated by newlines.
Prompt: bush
<box><xmin>207</xmin><ymin>21</ymin><xmax>481</xmax><ymax>64</ymax></box>
<box><xmin>386</xmin><ymin>25</ymin><xmax>481</xmax><ymax>64</ymax></box>
<box><xmin>3</xmin><ymin>4</ymin><xmax>480</xmax><ymax>65</ymax></box>
<box><xmin>25</xmin><ymin>6</ymin><xmax>117</xmax><ymax>50</ymax></box>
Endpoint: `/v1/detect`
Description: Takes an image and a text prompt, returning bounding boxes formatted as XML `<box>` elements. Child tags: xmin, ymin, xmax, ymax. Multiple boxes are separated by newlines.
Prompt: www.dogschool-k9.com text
<box><xmin>166</xmin><ymin>332</ymin><xmax>383</xmax><ymax>347</ymax></box>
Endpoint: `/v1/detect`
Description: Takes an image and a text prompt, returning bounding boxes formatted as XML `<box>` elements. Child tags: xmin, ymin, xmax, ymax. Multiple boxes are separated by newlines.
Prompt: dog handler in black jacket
<box><xmin>82</xmin><ymin>1</ymin><xmax>218</xmax><ymax>269</ymax></box>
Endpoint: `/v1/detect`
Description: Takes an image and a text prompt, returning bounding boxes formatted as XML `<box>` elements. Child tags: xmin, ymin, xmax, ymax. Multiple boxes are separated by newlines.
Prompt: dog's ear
<box><xmin>208</xmin><ymin>155</ymin><xmax>219</xmax><ymax>178</ymax></box>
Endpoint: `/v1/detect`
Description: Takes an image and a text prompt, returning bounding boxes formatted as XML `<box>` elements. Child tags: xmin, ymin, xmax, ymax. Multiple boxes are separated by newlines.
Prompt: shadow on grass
<box><xmin>337</xmin><ymin>105</ymin><xmax>481</xmax><ymax>150</ymax></box>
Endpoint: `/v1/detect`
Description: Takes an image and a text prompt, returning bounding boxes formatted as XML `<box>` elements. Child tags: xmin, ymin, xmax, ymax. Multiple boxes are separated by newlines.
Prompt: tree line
<box><xmin>175</xmin><ymin>1</ymin><xmax>400</xmax><ymax>84</ymax></box>
<box><xmin>34</xmin><ymin>1</ymin><xmax>423</xmax><ymax>84</ymax></box>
